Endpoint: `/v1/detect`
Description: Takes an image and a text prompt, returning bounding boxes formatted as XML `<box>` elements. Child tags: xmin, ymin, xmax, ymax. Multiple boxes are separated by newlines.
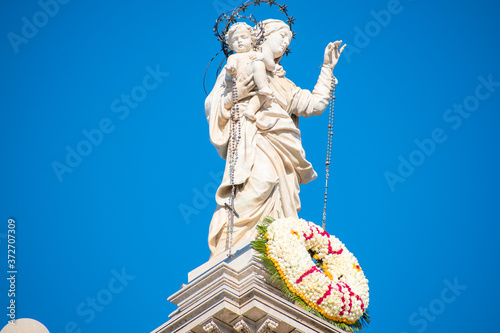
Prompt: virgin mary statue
<box><xmin>205</xmin><ymin>19</ymin><xmax>345</xmax><ymax>257</ymax></box>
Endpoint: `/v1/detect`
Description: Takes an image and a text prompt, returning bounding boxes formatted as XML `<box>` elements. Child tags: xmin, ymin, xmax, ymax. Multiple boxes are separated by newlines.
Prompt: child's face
<box><xmin>230</xmin><ymin>28</ymin><xmax>252</xmax><ymax>53</ymax></box>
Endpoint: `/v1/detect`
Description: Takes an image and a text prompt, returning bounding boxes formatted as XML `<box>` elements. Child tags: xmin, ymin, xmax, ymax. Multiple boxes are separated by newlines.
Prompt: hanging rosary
<box><xmin>225</xmin><ymin>75</ymin><xmax>241</xmax><ymax>257</ymax></box>
<box><xmin>224</xmin><ymin>24</ymin><xmax>264</xmax><ymax>258</ymax></box>
<box><xmin>226</xmin><ymin>75</ymin><xmax>337</xmax><ymax>252</ymax></box>
<box><xmin>322</xmin><ymin>76</ymin><xmax>336</xmax><ymax>230</ymax></box>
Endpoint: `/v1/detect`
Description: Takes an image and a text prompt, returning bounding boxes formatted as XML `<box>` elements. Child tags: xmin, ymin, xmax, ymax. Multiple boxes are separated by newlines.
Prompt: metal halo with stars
<box><xmin>213</xmin><ymin>0</ymin><xmax>297</xmax><ymax>59</ymax></box>
<box><xmin>204</xmin><ymin>1</ymin><xmax>297</xmax><ymax>94</ymax></box>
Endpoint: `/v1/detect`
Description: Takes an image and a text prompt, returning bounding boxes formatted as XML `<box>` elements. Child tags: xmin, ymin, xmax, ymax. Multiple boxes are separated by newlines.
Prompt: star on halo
<box><xmin>278</xmin><ymin>3</ymin><xmax>288</xmax><ymax>14</ymax></box>
<box><xmin>240</xmin><ymin>2</ymin><xmax>249</xmax><ymax>12</ymax></box>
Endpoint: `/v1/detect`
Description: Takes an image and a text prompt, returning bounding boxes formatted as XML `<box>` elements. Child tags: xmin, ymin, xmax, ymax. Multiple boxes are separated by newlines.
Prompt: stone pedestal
<box><xmin>152</xmin><ymin>241</ymin><xmax>347</xmax><ymax>333</ymax></box>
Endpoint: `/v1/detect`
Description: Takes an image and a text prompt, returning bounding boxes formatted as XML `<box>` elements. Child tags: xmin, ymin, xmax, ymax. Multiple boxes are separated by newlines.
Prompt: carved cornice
<box><xmin>152</xmin><ymin>247</ymin><xmax>346</xmax><ymax>333</ymax></box>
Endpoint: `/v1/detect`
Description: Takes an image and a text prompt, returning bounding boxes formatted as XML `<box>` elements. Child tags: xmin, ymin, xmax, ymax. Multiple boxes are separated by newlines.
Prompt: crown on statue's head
<box><xmin>213</xmin><ymin>0</ymin><xmax>296</xmax><ymax>59</ymax></box>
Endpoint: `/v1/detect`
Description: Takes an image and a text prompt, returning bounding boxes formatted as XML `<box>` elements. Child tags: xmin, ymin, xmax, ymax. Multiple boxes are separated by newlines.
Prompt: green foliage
<box><xmin>251</xmin><ymin>219</ymin><xmax>370</xmax><ymax>332</ymax></box>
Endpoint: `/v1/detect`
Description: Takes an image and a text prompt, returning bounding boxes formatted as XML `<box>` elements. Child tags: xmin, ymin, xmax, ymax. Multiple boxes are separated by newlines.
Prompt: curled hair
<box><xmin>225</xmin><ymin>22</ymin><xmax>258</xmax><ymax>51</ymax></box>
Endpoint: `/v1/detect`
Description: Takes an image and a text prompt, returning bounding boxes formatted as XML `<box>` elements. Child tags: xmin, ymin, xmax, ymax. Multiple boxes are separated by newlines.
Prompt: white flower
<box><xmin>265</xmin><ymin>218</ymin><xmax>369</xmax><ymax>324</ymax></box>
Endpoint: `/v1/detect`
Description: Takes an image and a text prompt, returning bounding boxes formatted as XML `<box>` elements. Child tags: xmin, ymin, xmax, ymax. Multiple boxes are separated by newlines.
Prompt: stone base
<box><xmin>152</xmin><ymin>243</ymin><xmax>347</xmax><ymax>333</ymax></box>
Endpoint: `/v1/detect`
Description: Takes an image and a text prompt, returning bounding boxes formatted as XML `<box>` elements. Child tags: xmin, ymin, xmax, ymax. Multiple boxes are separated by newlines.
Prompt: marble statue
<box><xmin>205</xmin><ymin>19</ymin><xmax>345</xmax><ymax>257</ymax></box>
<box><xmin>225</xmin><ymin>22</ymin><xmax>275</xmax><ymax>119</ymax></box>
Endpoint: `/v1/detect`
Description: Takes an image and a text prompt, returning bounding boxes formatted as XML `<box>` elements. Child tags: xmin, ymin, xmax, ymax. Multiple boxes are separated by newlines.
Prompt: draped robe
<box><xmin>205</xmin><ymin>66</ymin><xmax>333</xmax><ymax>256</ymax></box>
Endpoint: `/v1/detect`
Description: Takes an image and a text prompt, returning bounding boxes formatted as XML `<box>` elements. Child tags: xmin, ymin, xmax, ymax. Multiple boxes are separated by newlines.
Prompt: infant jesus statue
<box><xmin>225</xmin><ymin>22</ymin><xmax>275</xmax><ymax>119</ymax></box>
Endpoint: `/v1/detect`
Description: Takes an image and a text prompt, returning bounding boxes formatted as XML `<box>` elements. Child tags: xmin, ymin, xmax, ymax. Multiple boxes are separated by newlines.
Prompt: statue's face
<box><xmin>265</xmin><ymin>28</ymin><xmax>291</xmax><ymax>58</ymax></box>
<box><xmin>230</xmin><ymin>29</ymin><xmax>253</xmax><ymax>53</ymax></box>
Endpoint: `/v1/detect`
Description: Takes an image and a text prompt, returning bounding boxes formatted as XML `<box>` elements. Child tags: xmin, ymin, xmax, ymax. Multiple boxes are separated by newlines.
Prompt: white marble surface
<box><xmin>152</xmin><ymin>245</ymin><xmax>347</xmax><ymax>333</ymax></box>
<box><xmin>206</xmin><ymin>19</ymin><xmax>345</xmax><ymax>257</ymax></box>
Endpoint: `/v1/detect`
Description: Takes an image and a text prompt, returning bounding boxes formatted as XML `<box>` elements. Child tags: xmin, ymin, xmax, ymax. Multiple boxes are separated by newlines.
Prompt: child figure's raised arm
<box><xmin>225</xmin><ymin>54</ymin><xmax>237</xmax><ymax>76</ymax></box>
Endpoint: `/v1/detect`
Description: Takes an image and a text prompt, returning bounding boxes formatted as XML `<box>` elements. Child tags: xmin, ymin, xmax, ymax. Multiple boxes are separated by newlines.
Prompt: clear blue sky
<box><xmin>1</xmin><ymin>0</ymin><xmax>499</xmax><ymax>332</ymax></box>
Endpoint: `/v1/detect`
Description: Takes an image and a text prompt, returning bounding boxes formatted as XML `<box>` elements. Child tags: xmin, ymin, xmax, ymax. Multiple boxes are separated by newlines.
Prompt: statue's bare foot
<box><xmin>258</xmin><ymin>87</ymin><xmax>274</xmax><ymax>97</ymax></box>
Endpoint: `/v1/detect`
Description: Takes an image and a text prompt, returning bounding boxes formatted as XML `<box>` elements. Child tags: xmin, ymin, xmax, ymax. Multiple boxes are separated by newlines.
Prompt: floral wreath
<box><xmin>252</xmin><ymin>217</ymin><xmax>370</xmax><ymax>331</ymax></box>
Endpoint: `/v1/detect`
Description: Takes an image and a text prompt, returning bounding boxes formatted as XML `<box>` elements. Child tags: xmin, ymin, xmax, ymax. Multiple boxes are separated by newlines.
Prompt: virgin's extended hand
<box><xmin>323</xmin><ymin>41</ymin><xmax>346</xmax><ymax>69</ymax></box>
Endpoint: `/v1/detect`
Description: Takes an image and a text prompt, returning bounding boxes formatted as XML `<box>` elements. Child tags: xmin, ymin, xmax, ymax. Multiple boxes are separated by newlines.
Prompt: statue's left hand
<box><xmin>323</xmin><ymin>41</ymin><xmax>346</xmax><ymax>69</ymax></box>
<box><xmin>249</xmin><ymin>51</ymin><xmax>264</xmax><ymax>62</ymax></box>
<box><xmin>235</xmin><ymin>74</ymin><xmax>256</xmax><ymax>101</ymax></box>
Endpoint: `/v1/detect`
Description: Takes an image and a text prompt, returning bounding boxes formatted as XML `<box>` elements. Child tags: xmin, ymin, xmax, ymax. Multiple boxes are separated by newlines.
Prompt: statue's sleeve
<box><xmin>205</xmin><ymin>69</ymin><xmax>231</xmax><ymax>159</ymax></box>
<box><xmin>289</xmin><ymin>65</ymin><xmax>336</xmax><ymax>118</ymax></box>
